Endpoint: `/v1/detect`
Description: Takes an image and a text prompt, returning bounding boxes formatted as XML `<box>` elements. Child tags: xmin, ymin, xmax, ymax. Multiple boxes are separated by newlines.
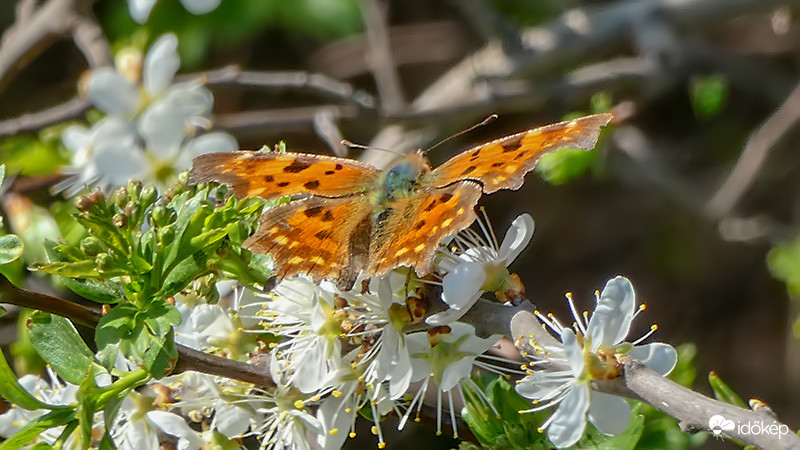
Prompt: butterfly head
<box><xmin>377</xmin><ymin>150</ymin><xmax>430</xmax><ymax>202</ymax></box>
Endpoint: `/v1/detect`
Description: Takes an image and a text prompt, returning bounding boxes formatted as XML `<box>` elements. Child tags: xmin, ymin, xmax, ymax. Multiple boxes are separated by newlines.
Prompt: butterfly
<box><xmin>189</xmin><ymin>113</ymin><xmax>612</xmax><ymax>290</ymax></box>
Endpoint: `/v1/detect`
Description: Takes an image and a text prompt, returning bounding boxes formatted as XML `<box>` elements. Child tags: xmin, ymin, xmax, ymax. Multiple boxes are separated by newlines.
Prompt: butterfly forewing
<box><xmin>428</xmin><ymin>113</ymin><xmax>613</xmax><ymax>193</ymax></box>
<box><xmin>189</xmin><ymin>151</ymin><xmax>380</xmax><ymax>202</ymax></box>
<box><xmin>367</xmin><ymin>180</ymin><xmax>483</xmax><ymax>277</ymax></box>
<box><xmin>243</xmin><ymin>196</ymin><xmax>373</xmax><ymax>289</ymax></box>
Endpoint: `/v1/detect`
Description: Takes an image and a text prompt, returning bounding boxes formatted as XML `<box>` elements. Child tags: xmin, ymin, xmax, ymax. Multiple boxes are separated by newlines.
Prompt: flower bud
<box><xmin>80</xmin><ymin>237</ymin><xmax>104</xmax><ymax>256</ymax></box>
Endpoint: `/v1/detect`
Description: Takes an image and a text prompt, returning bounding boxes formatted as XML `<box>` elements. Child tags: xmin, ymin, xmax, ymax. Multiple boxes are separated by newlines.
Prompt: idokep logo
<box><xmin>708</xmin><ymin>414</ymin><xmax>791</xmax><ymax>439</ymax></box>
<box><xmin>709</xmin><ymin>415</ymin><xmax>735</xmax><ymax>435</ymax></box>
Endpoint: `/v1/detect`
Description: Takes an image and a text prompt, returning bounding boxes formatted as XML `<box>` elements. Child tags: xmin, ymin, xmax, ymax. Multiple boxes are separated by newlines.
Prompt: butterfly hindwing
<box><xmin>428</xmin><ymin>113</ymin><xmax>612</xmax><ymax>193</ymax></box>
<box><xmin>244</xmin><ymin>196</ymin><xmax>373</xmax><ymax>290</ymax></box>
<box><xmin>189</xmin><ymin>151</ymin><xmax>380</xmax><ymax>202</ymax></box>
<box><xmin>367</xmin><ymin>180</ymin><xmax>483</xmax><ymax>277</ymax></box>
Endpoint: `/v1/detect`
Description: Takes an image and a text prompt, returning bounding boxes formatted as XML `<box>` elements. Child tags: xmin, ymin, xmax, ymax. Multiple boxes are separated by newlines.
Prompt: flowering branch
<box><xmin>0</xmin><ymin>273</ymin><xmax>275</xmax><ymax>387</ymax></box>
<box><xmin>511</xmin><ymin>309</ymin><xmax>800</xmax><ymax>449</ymax></box>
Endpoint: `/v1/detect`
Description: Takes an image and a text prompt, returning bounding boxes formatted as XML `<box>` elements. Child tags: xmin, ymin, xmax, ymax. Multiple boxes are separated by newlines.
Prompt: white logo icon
<box><xmin>709</xmin><ymin>415</ymin><xmax>735</xmax><ymax>435</ymax></box>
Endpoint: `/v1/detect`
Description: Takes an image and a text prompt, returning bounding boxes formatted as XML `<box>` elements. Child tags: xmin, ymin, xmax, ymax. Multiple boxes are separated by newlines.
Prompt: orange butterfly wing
<box><xmin>428</xmin><ymin>113</ymin><xmax>612</xmax><ymax>192</ymax></box>
<box><xmin>366</xmin><ymin>180</ymin><xmax>483</xmax><ymax>278</ymax></box>
<box><xmin>243</xmin><ymin>195</ymin><xmax>373</xmax><ymax>290</ymax></box>
<box><xmin>189</xmin><ymin>151</ymin><xmax>380</xmax><ymax>202</ymax></box>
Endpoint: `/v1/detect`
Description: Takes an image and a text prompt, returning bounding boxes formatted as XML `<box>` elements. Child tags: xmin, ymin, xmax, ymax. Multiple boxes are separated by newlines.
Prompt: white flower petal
<box><xmin>87</xmin><ymin>68</ymin><xmax>139</xmax><ymax>115</ymax></box>
<box><xmin>441</xmin><ymin>261</ymin><xmax>485</xmax><ymax>309</ymax></box>
<box><xmin>179</xmin><ymin>0</ymin><xmax>222</xmax><ymax>14</ymax></box>
<box><xmin>92</xmin><ymin>139</ymin><xmax>147</xmax><ymax>184</ymax></box>
<box><xmin>182</xmin><ymin>132</ymin><xmax>237</xmax><ymax>157</ymax></box>
<box><xmin>121</xmin><ymin>416</ymin><xmax>159</xmax><ymax>450</ymax></box>
<box><xmin>128</xmin><ymin>0</ymin><xmax>158</xmax><ymax>23</ymax></box>
<box><xmin>498</xmin><ymin>213</ymin><xmax>534</xmax><ymax>265</ymax></box>
<box><xmin>61</xmin><ymin>125</ymin><xmax>91</xmax><ymax>154</ymax></box>
<box><xmin>316</xmin><ymin>395</ymin><xmax>353</xmax><ymax>450</ymax></box>
<box><xmin>515</xmin><ymin>370</ymin><xmax>571</xmax><ymax>401</ymax></box>
<box><xmin>628</xmin><ymin>343</ymin><xmax>677</xmax><ymax>376</ymax></box>
<box><xmin>144</xmin><ymin>34</ymin><xmax>180</xmax><ymax>96</ymax></box>
<box><xmin>214</xmin><ymin>404</ymin><xmax>253</xmax><ymax>437</ymax></box>
<box><xmin>547</xmin><ymin>383</ymin><xmax>590</xmax><ymax>448</ymax></box>
<box><xmin>425</xmin><ymin>304</ymin><xmax>473</xmax><ymax>326</ymax></box>
<box><xmin>146</xmin><ymin>411</ymin><xmax>205</xmax><ymax>450</ymax></box>
<box><xmin>586</xmin><ymin>276</ymin><xmax>636</xmax><ymax>351</ymax></box>
<box><xmin>561</xmin><ymin>328</ymin><xmax>583</xmax><ymax>378</ymax></box>
<box><xmin>588</xmin><ymin>391</ymin><xmax>631</xmax><ymax>435</ymax></box>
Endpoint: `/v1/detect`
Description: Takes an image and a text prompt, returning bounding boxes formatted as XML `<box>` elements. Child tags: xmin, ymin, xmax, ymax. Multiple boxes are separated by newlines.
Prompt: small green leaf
<box><xmin>0</xmin><ymin>341</ymin><xmax>62</xmax><ymax>411</ymax></box>
<box><xmin>27</xmin><ymin>313</ymin><xmax>94</xmax><ymax>385</ymax></box>
<box><xmin>0</xmin><ymin>234</ymin><xmax>24</xmax><ymax>265</ymax></box>
<box><xmin>143</xmin><ymin>301</ymin><xmax>181</xmax><ymax>338</ymax></box>
<box><xmin>767</xmin><ymin>237</ymin><xmax>800</xmax><ymax>294</ymax></box>
<box><xmin>99</xmin><ymin>432</ymin><xmax>117</xmax><ymax>450</ymax></box>
<box><xmin>535</xmin><ymin>147</ymin><xmax>597</xmax><ymax>185</ymax></box>
<box><xmin>31</xmin><ymin>260</ymin><xmax>101</xmax><ymax>278</ymax></box>
<box><xmin>709</xmin><ymin>372</ymin><xmax>747</xmax><ymax>408</ymax></box>
<box><xmin>60</xmin><ymin>277</ymin><xmax>125</xmax><ymax>304</ymax></box>
<box><xmin>0</xmin><ymin>408</ymin><xmax>75</xmax><ymax>449</ymax></box>
<box><xmin>578</xmin><ymin>406</ymin><xmax>643</xmax><ymax>449</ymax></box>
<box><xmin>690</xmin><ymin>74</ymin><xmax>728</xmax><ymax>119</ymax></box>
<box><xmin>156</xmin><ymin>251</ymin><xmax>209</xmax><ymax>298</ymax></box>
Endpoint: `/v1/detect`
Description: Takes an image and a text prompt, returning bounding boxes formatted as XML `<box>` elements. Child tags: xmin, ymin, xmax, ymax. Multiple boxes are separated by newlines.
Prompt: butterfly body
<box><xmin>189</xmin><ymin>113</ymin><xmax>612</xmax><ymax>290</ymax></box>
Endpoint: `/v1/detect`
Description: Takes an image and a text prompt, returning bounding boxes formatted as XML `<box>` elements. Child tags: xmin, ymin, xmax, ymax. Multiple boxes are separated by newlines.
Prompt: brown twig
<box><xmin>0</xmin><ymin>0</ymin><xmax>100</xmax><ymax>90</ymax></box>
<box><xmin>0</xmin><ymin>96</ymin><xmax>90</xmax><ymax>137</ymax></box>
<box><xmin>183</xmin><ymin>65</ymin><xmax>377</xmax><ymax>110</ymax></box>
<box><xmin>706</xmin><ymin>81</ymin><xmax>800</xmax><ymax>218</ymax></box>
<box><xmin>359</xmin><ymin>0</ymin><xmax>407</xmax><ymax>114</ymax></box>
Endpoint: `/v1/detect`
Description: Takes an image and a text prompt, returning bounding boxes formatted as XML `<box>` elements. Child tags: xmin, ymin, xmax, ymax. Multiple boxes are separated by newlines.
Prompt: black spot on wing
<box><xmin>439</xmin><ymin>193</ymin><xmax>454</xmax><ymax>203</ymax></box>
<box><xmin>321</xmin><ymin>210</ymin><xmax>335</xmax><ymax>222</ymax></box>
<box><xmin>264</xmin><ymin>175</ymin><xmax>274</xmax><ymax>182</ymax></box>
<box><xmin>283</xmin><ymin>159</ymin><xmax>312</xmax><ymax>173</ymax></box>
<box><xmin>461</xmin><ymin>166</ymin><xmax>477</xmax><ymax>175</ymax></box>
<box><xmin>304</xmin><ymin>180</ymin><xmax>320</xmax><ymax>189</ymax></box>
<box><xmin>304</xmin><ymin>206</ymin><xmax>323</xmax><ymax>217</ymax></box>
<box><xmin>277</xmin><ymin>181</ymin><xmax>290</xmax><ymax>187</ymax></box>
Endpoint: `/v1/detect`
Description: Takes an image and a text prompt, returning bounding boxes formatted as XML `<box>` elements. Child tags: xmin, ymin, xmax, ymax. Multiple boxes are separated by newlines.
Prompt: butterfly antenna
<box><xmin>341</xmin><ymin>139</ymin><xmax>403</xmax><ymax>156</ymax></box>
<box><xmin>423</xmin><ymin>114</ymin><xmax>499</xmax><ymax>155</ymax></box>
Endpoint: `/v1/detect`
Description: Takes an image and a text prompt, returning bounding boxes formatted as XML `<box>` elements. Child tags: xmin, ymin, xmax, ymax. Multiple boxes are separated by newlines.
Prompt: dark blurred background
<box><xmin>2</xmin><ymin>0</ymin><xmax>800</xmax><ymax>448</ymax></box>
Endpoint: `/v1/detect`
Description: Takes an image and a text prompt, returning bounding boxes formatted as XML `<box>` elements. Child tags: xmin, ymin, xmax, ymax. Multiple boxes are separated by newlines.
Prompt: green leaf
<box><xmin>143</xmin><ymin>301</ymin><xmax>181</xmax><ymax>338</ymax></box>
<box><xmin>0</xmin><ymin>341</ymin><xmax>62</xmax><ymax>411</ymax></box>
<box><xmin>96</xmin><ymin>303</ymin><xmax>178</xmax><ymax>376</ymax></box>
<box><xmin>0</xmin><ymin>234</ymin><xmax>24</xmax><ymax>265</ymax></box>
<box><xmin>462</xmin><ymin>374</ymin><xmax>550</xmax><ymax>449</ymax></box>
<box><xmin>156</xmin><ymin>251</ymin><xmax>209</xmax><ymax>298</ymax></box>
<box><xmin>576</xmin><ymin>406</ymin><xmax>643</xmax><ymax>449</ymax></box>
<box><xmin>709</xmin><ymin>372</ymin><xmax>747</xmax><ymax>408</ymax></box>
<box><xmin>99</xmin><ymin>432</ymin><xmax>117</xmax><ymax>450</ymax></box>
<box><xmin>60</xmin><ymin>277</ymin><xmax>125</xmax><ymax>304</ymax></box>
<box><xmin>767</xmin><ymin>237</ymin><xmax>800</xmax><ymax>294</ymax></box>
<box><xmin>0</xmin><ymin>408</ymin><xmax>75</xmax><ymax>450</ymax></box>
<box><xmin>535</xmin><ymin>146</ymin><xmax>598</xmax><ymax>185</ymax></box>
<box><xmin>31</xmin><ymin>260</ymin><xmax>101</xmax><ymax>278</ymax></box>
<box><xmin>27</xmin><ymin>313</ymin><xmax>94</xmax><ymax>385</ymax></box>
<box><xmin>690</xmin><ymin>74</ymin><xmax>728</xmax><ymax>119</ymax></box>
